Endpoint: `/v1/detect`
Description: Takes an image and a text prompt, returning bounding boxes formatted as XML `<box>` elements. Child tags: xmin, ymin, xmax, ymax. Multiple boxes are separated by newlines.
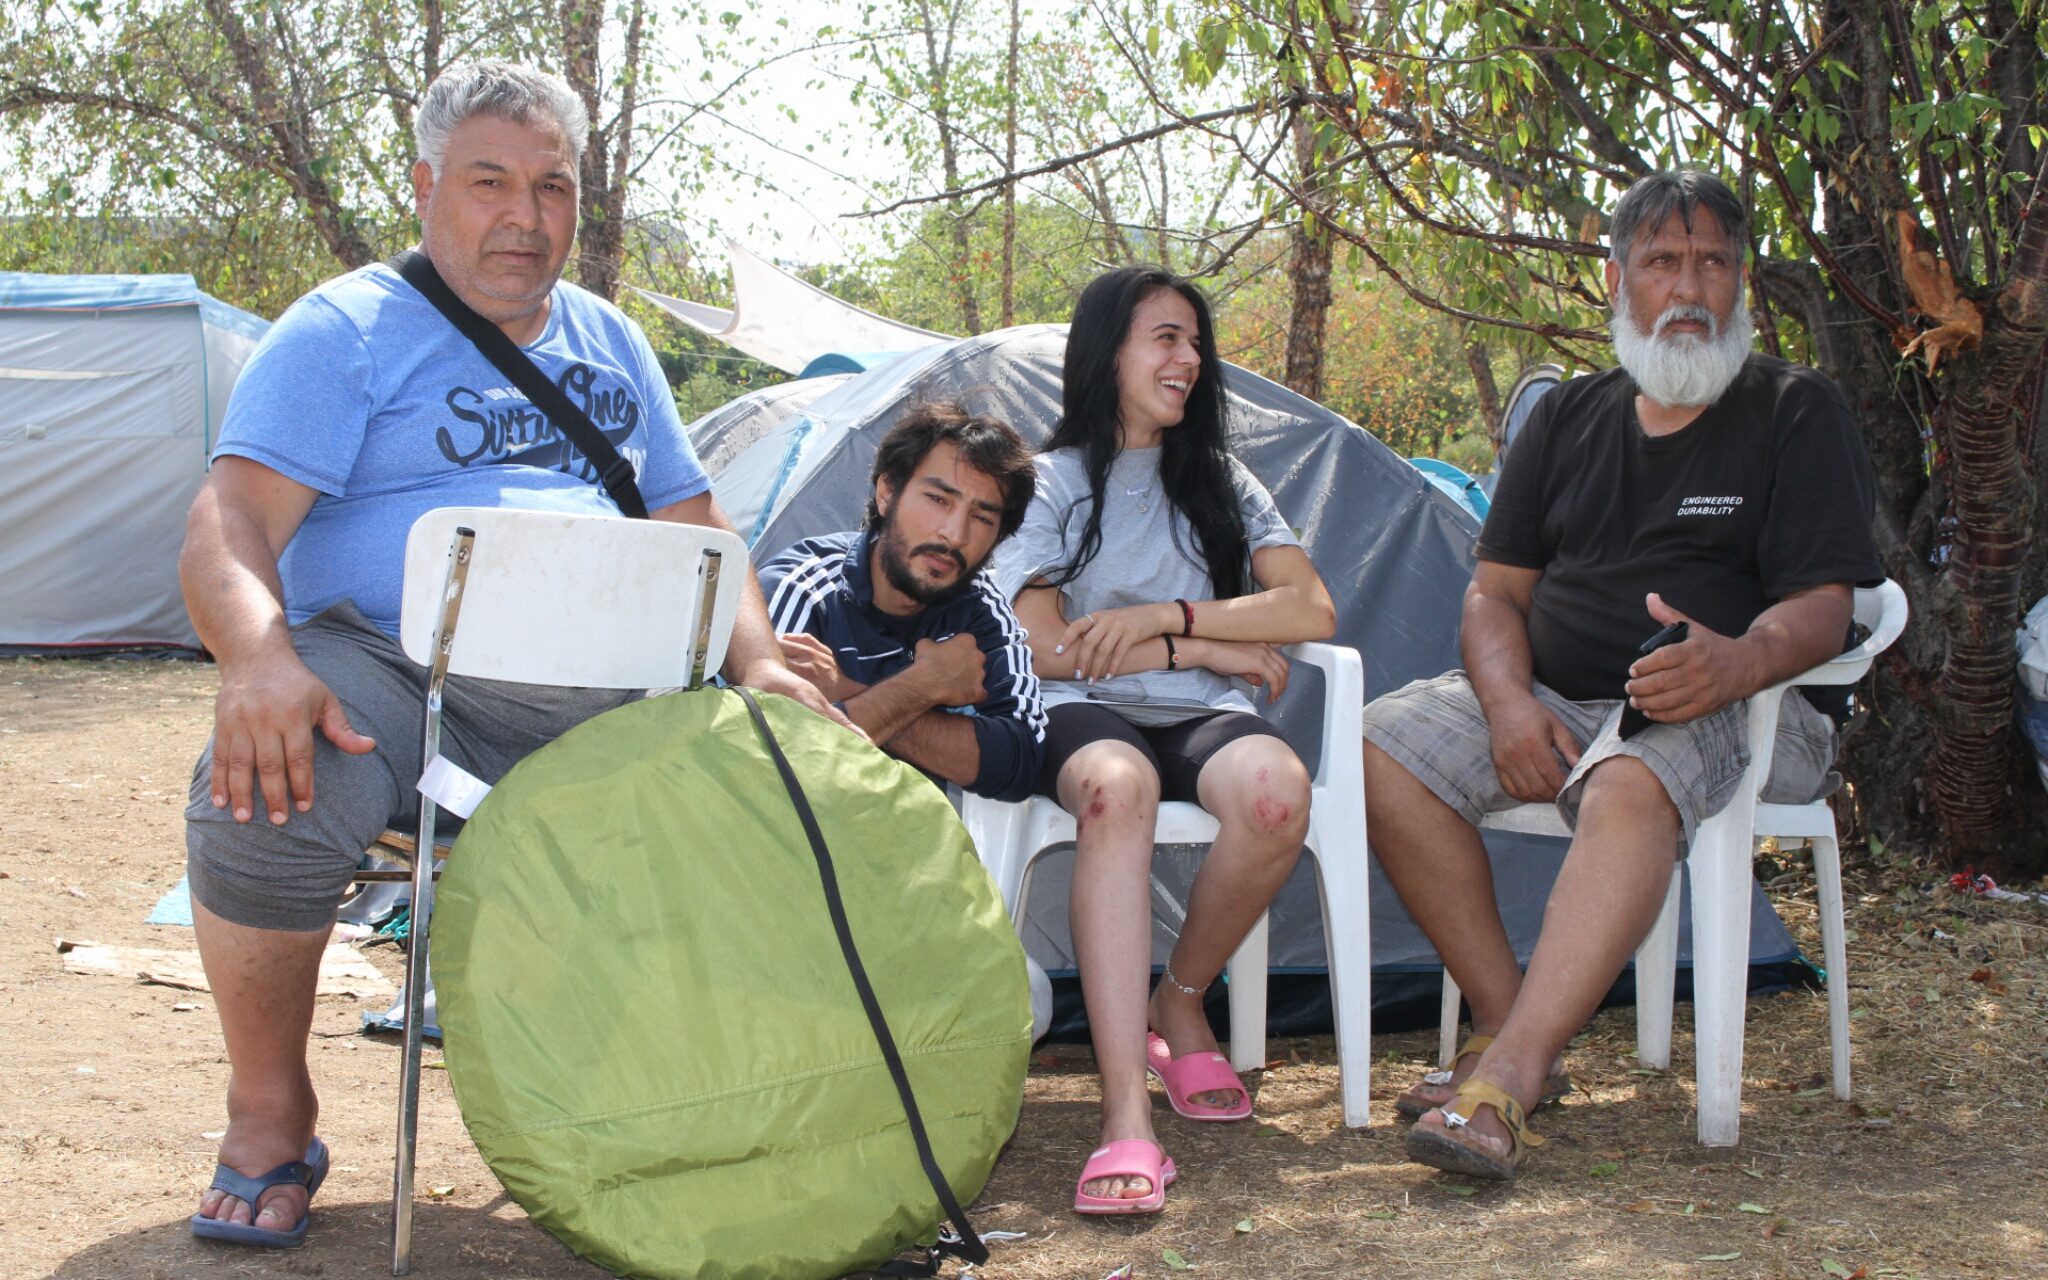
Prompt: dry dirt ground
<box><xmin>5</xmin><ymin>657</ymin><xmax>2047</xmax><ymax>1280</ymax></box>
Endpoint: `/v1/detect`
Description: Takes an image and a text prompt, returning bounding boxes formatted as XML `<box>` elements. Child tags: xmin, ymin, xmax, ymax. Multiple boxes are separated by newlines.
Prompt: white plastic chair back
<box><xmin>385</xmin><ymin>505</ymin><xmax>748</xmax><ymax>1273</ymax></box>
<box><xmin>400</xmin><ymin>506</ymin><xmax>746</xmax><ymax>689</ymax></box>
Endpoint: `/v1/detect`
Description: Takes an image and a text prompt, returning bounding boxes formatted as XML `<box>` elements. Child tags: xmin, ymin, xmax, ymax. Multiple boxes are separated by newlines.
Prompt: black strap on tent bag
<box><xmin>388</xmin><ymin>250</ymin><xmax>649</xmax><ymax>519</ymax></box>
<box><xmin>735</xmin><ymin>688</ymin><xmax>991</xmax><ymax>1276</ymax></box>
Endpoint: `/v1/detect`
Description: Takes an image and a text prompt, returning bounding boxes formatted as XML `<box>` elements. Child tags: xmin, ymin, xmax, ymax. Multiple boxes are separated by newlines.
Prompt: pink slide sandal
<box><xmin>1073</xmin><ymin>1139</ymin><xmax>1178</xmax><ymax>1215</ymax></box>
<box><xmin>1146</xmin><ymin>1032</ymin><xmax>1253</xmax><ymax>1121</ymax></box>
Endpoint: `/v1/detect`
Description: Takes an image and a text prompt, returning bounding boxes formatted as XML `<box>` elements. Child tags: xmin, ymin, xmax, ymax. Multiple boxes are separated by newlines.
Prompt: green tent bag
<box><xmin>433</xmin><ymin>688</ymin><xmax>1032</xmax><ymax>1279</ymax></box>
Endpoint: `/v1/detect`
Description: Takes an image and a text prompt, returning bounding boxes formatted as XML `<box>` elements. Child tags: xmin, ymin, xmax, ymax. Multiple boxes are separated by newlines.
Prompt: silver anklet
<box><xmin>1160</xmin><ymin>963</ymin><xmax>1209</xmax><ymax>997</ymax></box>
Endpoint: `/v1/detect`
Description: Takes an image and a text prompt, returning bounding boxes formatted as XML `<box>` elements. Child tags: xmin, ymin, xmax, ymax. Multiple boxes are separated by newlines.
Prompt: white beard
<box><xmin>1610</xmin><ymin>282</ymin><xmax>1755</xmax><ymax>409</ymax></box>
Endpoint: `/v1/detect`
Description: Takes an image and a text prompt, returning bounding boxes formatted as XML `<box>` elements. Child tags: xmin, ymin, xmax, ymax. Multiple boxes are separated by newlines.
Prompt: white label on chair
<box><xmin>418</xmin><ymin>754</ymin><xmax>491</xmax><ymax>819</ymax></box>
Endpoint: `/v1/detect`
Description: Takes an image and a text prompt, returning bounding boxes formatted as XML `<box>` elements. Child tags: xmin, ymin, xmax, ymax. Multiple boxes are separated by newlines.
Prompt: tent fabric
<box><xmin>0</xmin><ymin>272</ymin><xmax>268</xmax><ymax>651</ymax></box>
<box><xmin>682</xmin><ymin>322</ymin><xmax>1805</xmax><ymax>988</ymax></box>
<box><xmin>434</xmin><ymin>689</ymin><xmax>1031</xmax><ymax>1280</ymax></box>
<box><xmin>1408</xmin><ymin>456</ymin><xmax>1491</xmax><ymax>519</ymax></box>
<box><xmin>0</xmin><ymin>270</ymin><xmax>270</xmax><ymax>340</ymax></box>
<box><xmin>631</xmin><ymin>241</ymin><xmax>949</xmax><ymax>377</ymax></box>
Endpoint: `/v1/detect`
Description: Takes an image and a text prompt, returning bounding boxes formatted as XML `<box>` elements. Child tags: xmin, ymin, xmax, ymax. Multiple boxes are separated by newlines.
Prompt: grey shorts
<box><xmin>1362</xmin><ymin>670</ymin><xmax>1837</xmax><ymax>856</ymax></box>
<box><xmin>185</xmin><ymin>601</ymin><xmax>635</xmax><ymax>932</ymax></box>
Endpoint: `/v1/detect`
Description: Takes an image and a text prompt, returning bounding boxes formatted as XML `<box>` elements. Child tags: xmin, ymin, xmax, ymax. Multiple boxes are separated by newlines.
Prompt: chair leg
<box><xmin>394</xmin><ymin>524</ymin><xmax>472</xmax><ymax>1274</ymax></box>
<box><xmin>390</xmin><ymin>799</ymin><xmax>438</xmax><ymax>1274</ymax></box>
<box><xmin>1438</xmin><ymin>974</ymin><xmax>1462</xmax><ymax>1068</ymax></box>
<box><xmin>1225</xmin><ymin>911</ymin><xmax>1269</xmax><ymax>1074</ymax></box>
<box><xmin>1633</xmin><ymin>870</ymin><xmax>1681</xmax><ymax>1070</ymax></box>
<box><xmin>1308</xmin><ymin>840</ymin><xmax>1374</xmax><ymax>1128</ymax></box>
<box><xmin>1687</xmin><ymin>819</ymin><xmax>1755</xmax><ymax>1147</ymax></box>
<box><xmin>1812</xmin><ymin>831</ymin><xmax>1851</xmax><ymax>1100</ymax></box>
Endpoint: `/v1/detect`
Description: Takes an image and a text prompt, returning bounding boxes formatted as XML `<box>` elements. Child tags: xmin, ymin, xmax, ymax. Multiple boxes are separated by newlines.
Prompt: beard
<box><xmin>1610</xmin><ymin>280</ymin><xmax>1755</xmax><ymax>409</ymax></box>
<box><xmin>876</xmin><ymin>518</ymin><xmax>983</xmax><ymax>607</ymax></box>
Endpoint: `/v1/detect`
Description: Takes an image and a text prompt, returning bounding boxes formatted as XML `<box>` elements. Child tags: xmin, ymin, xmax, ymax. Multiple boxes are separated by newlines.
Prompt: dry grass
<box><xmin>3</xmin><ymin>657</ymin><xmax>2045</xmax><ymax>1280</ymax></box>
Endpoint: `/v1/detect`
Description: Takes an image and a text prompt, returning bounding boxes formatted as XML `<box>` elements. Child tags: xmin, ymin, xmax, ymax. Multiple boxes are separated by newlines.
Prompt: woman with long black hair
<box><xmin>994</xmin><ymin>265</ymin><xmax>1336</xmax><ymax>1214</ymax></box>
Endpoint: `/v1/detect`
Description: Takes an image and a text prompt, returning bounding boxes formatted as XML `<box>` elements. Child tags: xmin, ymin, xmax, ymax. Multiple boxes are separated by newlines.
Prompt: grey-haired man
<box><xmin>1362</xmin><ymin>169</ymin><xmax>1883</xmax><ymax>1179</ymax></box>
<box><xmin>179</xmin><ymin>60</ymin><xmax>844</xmax><ymax>1246</ymax></box>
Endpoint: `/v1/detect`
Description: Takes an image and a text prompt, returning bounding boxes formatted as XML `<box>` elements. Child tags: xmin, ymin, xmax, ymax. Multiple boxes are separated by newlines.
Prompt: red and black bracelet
<box><xmin>1175</xmin><ymin>597</ymin><xmax>1195</xmax><ymax>636</ymax></box>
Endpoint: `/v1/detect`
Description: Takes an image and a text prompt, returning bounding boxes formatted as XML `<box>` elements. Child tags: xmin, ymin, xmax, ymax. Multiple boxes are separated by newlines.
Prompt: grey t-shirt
<box><xmin>991</xmin><ymin>445</ymin><xmax>1301</xmax><ymax>725</ymax></box>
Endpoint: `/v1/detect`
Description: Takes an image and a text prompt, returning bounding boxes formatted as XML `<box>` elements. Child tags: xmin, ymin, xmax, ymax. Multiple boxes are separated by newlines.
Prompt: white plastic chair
<box><xmin>1439</xmin><ymin>579</ymin><xmax>1908</xmax><ymax>1146</ymax></box>
<box><xmin>383</xmin><ymin>506</ymin><xmax>746</xmax><ymax>1273</ymax></box>
<box><xmin>958</xmin><ymin>642</ymin><xmax>1373</xmax><ymax>1127</ymax></box>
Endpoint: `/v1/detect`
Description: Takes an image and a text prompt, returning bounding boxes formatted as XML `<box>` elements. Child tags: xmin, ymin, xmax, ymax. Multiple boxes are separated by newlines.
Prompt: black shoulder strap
<box><xmin>388</xmin><ymin>250</ymin><xmax>648</xmax><ymax>519</ymax></box>
<box><xmin>735</xmin><ymin>688</ymin><xmax>992</xmax><ymax>1276</ymax></box>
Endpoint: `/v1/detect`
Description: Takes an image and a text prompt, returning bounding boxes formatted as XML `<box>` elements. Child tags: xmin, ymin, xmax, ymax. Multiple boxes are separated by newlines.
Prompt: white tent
<box><xmin>0</xmin><ymin>273</ymin><xmax>269</xmax><ymax>652</ymax></box>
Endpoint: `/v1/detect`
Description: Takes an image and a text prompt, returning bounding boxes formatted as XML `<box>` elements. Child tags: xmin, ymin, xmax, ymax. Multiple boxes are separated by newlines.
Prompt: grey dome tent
<box><xmin>677</xmin><ymin>321</ymin><xmax>1810</xmax><ymax>1030</ymax></box>
<box><xmin>0</xmin><ymin>273</ymin><xmax>269</xmax><ymax>653</ymax></box>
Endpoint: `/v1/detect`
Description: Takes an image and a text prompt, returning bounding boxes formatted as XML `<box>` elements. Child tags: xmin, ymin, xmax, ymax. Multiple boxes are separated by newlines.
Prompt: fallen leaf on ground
<box><xmin>1162</xmin><ymin>1247</ymin><xmax>1190</xmax><ymax>1270</ymax></box>
<box><xmin>1588</xmin><ymin>1162</ymin><xmax>1621</xmax><ymax>1178</ymax></box>
<box><xmin>1232</xmin><ymin>1218</ymin><xmax>1255</xmax><ymax>1235</ymax></box>
<box><xmin>1737</xmin><ymin>1202</ymin><xmax>1769</xmax><ymax>1214</ymax></box>
<box><xmin>1697</xmin><ymin>1252</ymin><xmax>1740</xmax><ymax>1262</ymax></box>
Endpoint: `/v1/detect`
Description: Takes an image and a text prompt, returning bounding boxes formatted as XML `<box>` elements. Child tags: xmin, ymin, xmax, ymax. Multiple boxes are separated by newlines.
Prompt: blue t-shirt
<box><xmin>213</xmin><ymin>262</ymin><xmax>708</xmax><ymax>636</ymax></box>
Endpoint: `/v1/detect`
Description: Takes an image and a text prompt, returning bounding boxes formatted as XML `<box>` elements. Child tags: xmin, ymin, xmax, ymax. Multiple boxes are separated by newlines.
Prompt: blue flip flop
<box><xmin>189</xmin><ymin>1137</ymin><xmax>330</xmax><ymax>1248</ymax></box>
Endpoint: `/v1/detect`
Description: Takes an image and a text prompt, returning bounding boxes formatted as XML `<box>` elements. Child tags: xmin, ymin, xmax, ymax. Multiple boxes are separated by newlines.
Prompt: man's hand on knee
<box><xmin>212</xmin><ymin>652</ymin><xmax>375</xmax><ymax>825</ymax></box>
<box><xmin>1485</xmin><ymin>695</ymin><xmax>1581</xmax><ymax>803</ymax></box>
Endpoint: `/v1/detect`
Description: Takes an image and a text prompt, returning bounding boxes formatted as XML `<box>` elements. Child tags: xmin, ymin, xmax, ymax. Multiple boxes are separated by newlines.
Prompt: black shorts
<box><xmin>1036</xmin><ymin>701</ymin><xmax>1289</xmax><ymax>802</ymax></box>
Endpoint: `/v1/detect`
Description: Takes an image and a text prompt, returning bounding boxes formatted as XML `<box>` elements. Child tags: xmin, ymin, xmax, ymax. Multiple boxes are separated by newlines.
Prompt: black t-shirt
<box><xmin>1476</xmin><ymin>354</ymin><xmax>1884</xmax><ymax>705</ymax></box>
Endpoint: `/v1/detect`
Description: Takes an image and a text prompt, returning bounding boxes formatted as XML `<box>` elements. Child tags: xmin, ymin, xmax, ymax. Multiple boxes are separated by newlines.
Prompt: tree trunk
<box><xmin>918</xmin><ymin>0</ymin><xmax>982</xmax><ymax>334</ymax></box>
<box><xmin>1921</xmin><ymin>155</ymin><xmax>2048</xmax><ymax>858</ymax></box>
<box><xmin>999</xmin><ymin>0</ymin><xmax>1019</xmax><ymax>327</ymax></box>
<box><xmin>1463</xmin><ymin>334</ymin><xmax>1502</xmax><ymax>449</ymax></box>
<box><xmin>561</xmin><ymin>0</ymin><xmax>636</xmax><ymax>301</ymax></box>
<box><xmin>1283</xmin><ymin>113</ymin><xmax>1331</xmax><ymax>402</ymax></box>
<box><xmin>201</xmin><ymin>0</ymin><xmax>374</xmax><ymax>268</ymax></box>
<box><xmin>1825</xmin><ymin>149</ymin><xmax>2048</xmax><ymax>873</ymax></box>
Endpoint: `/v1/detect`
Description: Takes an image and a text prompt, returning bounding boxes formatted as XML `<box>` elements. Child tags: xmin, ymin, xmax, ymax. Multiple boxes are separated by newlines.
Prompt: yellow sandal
<box><xmin>1404</xmin><ymin>1077</ymin><xmax>1546</xmax><ymax>1180</ymax></box>
<box><xmin>1393</xmin><ymin>1035</ymin><xmax>1572</xmax><ymax>1120</ymax></box>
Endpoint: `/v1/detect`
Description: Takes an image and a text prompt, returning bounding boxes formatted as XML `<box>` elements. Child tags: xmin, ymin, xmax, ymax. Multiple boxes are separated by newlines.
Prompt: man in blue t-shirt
<box><xmin>760</xmin><ymin>403</ymin><xmax>1045</xmax><ymax>801</ymax></box>
<box><xmin>180</xmin><ymin>60</ymin><xmax>846</xmax><ymax>1248</ymax></box>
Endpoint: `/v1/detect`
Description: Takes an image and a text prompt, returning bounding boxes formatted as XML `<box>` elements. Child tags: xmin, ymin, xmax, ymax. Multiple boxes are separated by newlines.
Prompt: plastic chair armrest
<box><xmin>1283</xmin><ymin>642</ymin><xmax>1364</xmax><ymax>790</ymax></box>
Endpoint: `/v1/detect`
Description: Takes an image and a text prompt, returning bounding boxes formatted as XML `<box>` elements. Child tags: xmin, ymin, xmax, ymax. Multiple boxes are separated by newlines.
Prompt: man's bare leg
<box><xmin>1365</xmin><ymin>740</ymin><xmax>1523</xmax><ymax>1034</ymax></box>
<box><xmin>191</xmin><ymin>898</ymin><xmax>327</xmax><ymax>1231</ymax></box>
<box><xmin>1412</xmin><ymin>755</ymin><xmax>1679</xmax><ymax>1158</ymax></box>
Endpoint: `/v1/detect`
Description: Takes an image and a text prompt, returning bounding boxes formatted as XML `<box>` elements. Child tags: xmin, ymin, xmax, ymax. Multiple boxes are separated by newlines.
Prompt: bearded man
<box><xmin>1360</xmin><ymin>169</ymin><xmax>1883</xmax><ymax>1179</ymax></box>
<box><xmin>759</xmin><ymin>401</ymin><xmax>1046</xmax><ymax>800</ymax></box>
